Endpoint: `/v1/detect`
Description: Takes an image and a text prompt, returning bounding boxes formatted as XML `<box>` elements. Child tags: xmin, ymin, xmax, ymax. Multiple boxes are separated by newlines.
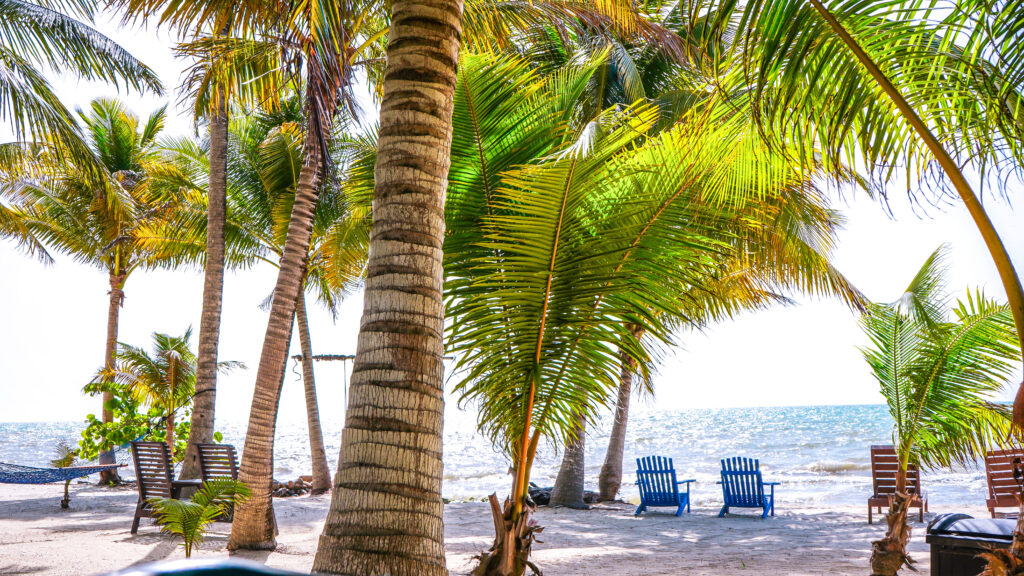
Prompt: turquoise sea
<box><xmin>0</xmin><ymin>404</ymin><xmax>992</xmax><ymax>508</ymax></box>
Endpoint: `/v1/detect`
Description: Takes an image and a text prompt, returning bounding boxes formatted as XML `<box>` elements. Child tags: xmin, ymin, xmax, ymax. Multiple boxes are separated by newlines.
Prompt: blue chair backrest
<box><xmin>637</xmin><ymin>456</ymin><xmax>679</xmax><ymax>506</ymax></box>
<box><xmin>721</xmin><ymin>457</ymin><xmax>765</xmax><ymax>507</ymax></box>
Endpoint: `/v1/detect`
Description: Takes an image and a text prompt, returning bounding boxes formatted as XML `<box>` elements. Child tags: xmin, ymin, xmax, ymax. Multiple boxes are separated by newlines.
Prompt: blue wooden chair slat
<box><xmin>718</xmin><ymin>456</ymin><xmax>777</xmax><ymax>519</ymax></box>
<box><xmin>634</xmin><ymin>456</ymin><xmax>694</xmax><ymax>517</ymax></box>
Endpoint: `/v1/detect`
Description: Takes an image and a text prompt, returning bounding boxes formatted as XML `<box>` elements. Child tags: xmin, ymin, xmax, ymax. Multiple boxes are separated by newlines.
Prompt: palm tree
<box><xmin>99</xmin><ymin>328</ymin><xmax>242</xmax><ymax>455</ymax></box>
<box><xmin>98</xmin><ymin>329</ymin><xmax>229</xmax><ymax>456</ymax></box>
<box><xmin>524</xmin><ymin>23</ymin><xmax>868</xmax><ymax>505</ymax></box>
<box><xmin>111</xmin><ymin>0</ymin><xmax>282</xmax><ymax>481</ymax></box>
<box><xmin>142</xmin><ymin>97</ymin><xmax>369</xmax><ymax>498</ymax></box>
<box><xmin>217</xmin><ymin>0</ymin><xmax>390</xmax><ymax>547</ymax></box>
<box><xmin>861</xmin><ymin>246</ymin><xmax>1020</xmax><ymax>576</ymax></box>
<box><xmin>425</xmin><ymin>51</ymin><xmax>860</xmax><ymax>574</ymax></box>
<box><xmin>679</xmin><ymin>4</ymin><xmax>1024</xmax><ymax>562</ymax></box>
<box><xmin>682</xmin><ymin>0</ymin><xmax>1024</xmax><ymax>418</ymax></box>
<box><xmin>2</xmin><ymin>98</ymin><xmax>171</xmax><ymax>481</ymax></box>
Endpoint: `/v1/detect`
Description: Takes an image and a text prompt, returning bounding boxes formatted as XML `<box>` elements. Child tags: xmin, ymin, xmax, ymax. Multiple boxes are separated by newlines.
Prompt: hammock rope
<box><xmin>0</xmin><ymin>462</ymin><xmax>123</xmax><ymax>485</ymax></box>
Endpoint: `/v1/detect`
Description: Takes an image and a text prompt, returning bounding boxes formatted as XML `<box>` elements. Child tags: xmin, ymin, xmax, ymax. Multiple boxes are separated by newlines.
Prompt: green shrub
<box><xmin>147</xmin><ymin>478</ymin><xmax>250</xmax><ymax>557</ymax></box>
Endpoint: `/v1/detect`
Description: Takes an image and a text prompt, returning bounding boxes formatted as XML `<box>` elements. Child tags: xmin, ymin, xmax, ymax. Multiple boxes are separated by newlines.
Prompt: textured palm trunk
<box><xmin>166</xmin><ymin>411</ymin><xmax>175</xmax><ymax>457</ymax></box>
<box><xmin>310</xmin><ymin>0</ymin><xmax>462</xmax><ymax>572</ymax></box>
<box><xmin>227</xmin><ymin>136</ymin><xmax>323</xmax><ymax>551</ymax></box>
<box><xmin>99</xmin><ymin>272</ymin><xmax>126</xmax><ymax>484</ymax></box>
<box><xmin>181</xmin><ymin>107</ymin><xmax>229</xmax><ymax>481</ymax></box>
<box><xmin>598</xmin><ymin>348</ymin><xmax>635</xmax><ymax>501</ymax></box>
<box><xmin>550</xmin><ymin>412</ymin><xmax>588</xmax><ymax>508</ymax></box>
<box><xmin>167</xmin><ymin>360</ymin><xmax>177</xmax><ymax>457</ymax></box>
<box><xmin>295</xmin><ymin>291</ymin><xmax>332</xmax><ymax>495</ymax></box>
<box><xmin>869</xmin><ymin>467</ymin><xmax>912</xmax><ymax>576</ymax></box>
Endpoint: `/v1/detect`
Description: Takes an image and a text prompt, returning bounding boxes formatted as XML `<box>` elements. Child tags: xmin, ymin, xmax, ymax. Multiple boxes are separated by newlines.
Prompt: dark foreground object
<box><xmin>926</xmin><ymin>513</ymin><xmax>1014</xmax><ymax>576</ymax></box>
<box><xmin>107</xmin><ymin>559</ymin><xmax>305</xmax><ymax>575</ymax></box>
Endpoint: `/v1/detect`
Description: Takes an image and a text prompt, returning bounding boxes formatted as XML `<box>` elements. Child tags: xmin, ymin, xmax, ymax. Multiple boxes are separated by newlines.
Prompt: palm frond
<box><xmin>0</xmin><ymin>0</ymin><xmax>162</xmax><ymax>94</ymax></box>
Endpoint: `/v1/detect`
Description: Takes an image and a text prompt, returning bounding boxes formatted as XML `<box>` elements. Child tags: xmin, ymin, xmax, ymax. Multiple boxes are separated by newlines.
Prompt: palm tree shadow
<box><xmin>229</xmin><ymin>549</ymin><xmax>273</xmax><ymax>565</ymax></box>
<box><xmin>124</xmin><ymin>539</ymin><xmax>179</xmax><ymax>567</ymax></box>
<box><xmin>0</xmin><ymin>565</ymin><xmax>49</xmax><ymax>574</ymax></box>
<box><xmin>445</xmin><ymin>502</ymin><xmax>936</xmax><ymax>575</ymax></box>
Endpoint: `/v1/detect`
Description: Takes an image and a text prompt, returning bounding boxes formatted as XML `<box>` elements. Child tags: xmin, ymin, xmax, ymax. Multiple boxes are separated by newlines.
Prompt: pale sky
<box><xmin>0</xmin><ymin>14</ymin><xmax>1021</xmax><ymax>425</ymax></box>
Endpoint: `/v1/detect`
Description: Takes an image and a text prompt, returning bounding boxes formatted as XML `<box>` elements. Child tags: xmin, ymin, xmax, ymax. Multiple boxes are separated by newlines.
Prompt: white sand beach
<box><xmin>0</xmin><ymin>482</ymin><xmax>990</xmax><ymax>575</ymax></box>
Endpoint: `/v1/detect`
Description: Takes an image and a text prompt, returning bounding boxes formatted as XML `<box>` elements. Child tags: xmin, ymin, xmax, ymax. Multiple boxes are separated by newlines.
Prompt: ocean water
<box><xmin>0</xmin><ymin>404</ymin><xmax>992</xmax><ymax>508</ymax></box>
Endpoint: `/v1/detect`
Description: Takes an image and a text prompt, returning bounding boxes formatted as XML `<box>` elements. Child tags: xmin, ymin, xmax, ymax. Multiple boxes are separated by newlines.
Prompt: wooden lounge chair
<box><xmin>197</xmin><ymin>443</ymin><xmax>239</xmax><ymax>482</ymax></box>
<box><xmin>634</xmin><ymin>456</ymin><xmax>694</xmax><ymax>516</ymax></box>
<box><xmin>130</xmin><ymin>441</ymin><xmax>201</xmax><ymax>534</ymax></box>
<box><xmin>868</xmin><ymin>445</ymin><xmax>927</xmax><ymax>524</ymax></box>
<box><xmin>718</xmin><ymin>456</ymin><xmax>778</xmax><ymax>518</ymax></box>
<box><xmin>985</xmin><ymin>449</ymin><xmax>1024</xmax><ymax>518</ymax></box>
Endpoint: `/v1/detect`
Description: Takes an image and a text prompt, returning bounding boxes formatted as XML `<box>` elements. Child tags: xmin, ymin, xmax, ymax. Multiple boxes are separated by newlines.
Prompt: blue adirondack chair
<box><xmin>634</xmin><ymin>456</ymin><xmax>695</xmax><ymax>517</ymax></box>
<box><xmin>718</xmin><ymin>457</ymin><xmax>778</xmax><ymax>518</ymax></box>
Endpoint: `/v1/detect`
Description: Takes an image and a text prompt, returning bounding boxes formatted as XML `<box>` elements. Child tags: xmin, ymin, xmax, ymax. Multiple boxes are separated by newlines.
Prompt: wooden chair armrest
<box><xmin>764</xmin><ymin>482</ymin><xmax>780</xmax><ymax>486</ymax></box>
<box><xmin>677</xmin><ymin>479</ymin><xmax>696</xmax><ymax>484</ymax></box>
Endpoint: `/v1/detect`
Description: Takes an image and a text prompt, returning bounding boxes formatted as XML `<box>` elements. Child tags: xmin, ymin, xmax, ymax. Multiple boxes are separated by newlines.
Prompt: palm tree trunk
<box><xmin>167</xmin><ymin>359</ymin><xmax>176</xmax><ymax>456</ymax></box>
<box><xmin>295</xmin><ymin>290</ymin><xmax>332</xmax><ymax>495</ymax></box>
<box><xmin>550</xmin><ymin>412</ymin><xmax>588</xmax><ymax>509</ymax></box>
<box><xmin>99</xmin><ymin>272</ymin><xmax>126</xmax><ymax>484</ymax></box>
<box><xmin>227</xmin><ymin>134</ymin><xmax>322</xmax><ymax>551</ymax></box>
<box><xmin>870</xmin><ymin>466</ymin><xmax>912</xmax><ymax>576</ymax></box>
<box><xmin>598</xmin><ymin>347</ymin><xmax>635</xmax><ymax>501</ymax></box>
<box><xmin>310</xmin><ymin>0</ymin><xmax>462</xmax><ymax>572</ymax></box>
<box><xmin>166</xmin><ymin>411</ymin><xmax>175</xmax><ymax>457</ymax></box>
<box><xmin>807</xmin><ymin>6</ymin><xmax>1024</xmax><ymax>568</ymax></box>
<box><xmin>180</xmin><ymin>106</ymin><xmax>229</xmax><ymax>481</ymax></box>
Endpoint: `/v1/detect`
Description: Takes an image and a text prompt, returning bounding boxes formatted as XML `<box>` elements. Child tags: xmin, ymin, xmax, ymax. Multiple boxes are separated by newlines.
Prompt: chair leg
<box><xmin>718</xmin><ymin>505</ymin><xmax>728</xmax><ymax>518</ymax></box>
<box><xmin>634</xmin><ymin>504</ymin><xmax>646</xmax><ymax>517</ymax></box>
<box><xmin>919</xmin><ymin>504</ymin><xmax>923</xmax><ymax>523</ymax></box>
<box><xmin>868</xmin><ymin>505</ymin><xmax>872</xmax><ymax>524</ymax></box>
<box><xmin>131</xmin><ymin>500</ymin><xmax>144</xmax><ymax>535</ymax></box>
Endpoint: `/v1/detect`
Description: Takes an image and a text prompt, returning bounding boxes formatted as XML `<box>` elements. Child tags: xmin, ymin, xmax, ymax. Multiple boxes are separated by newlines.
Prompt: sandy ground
<box><xmin>0</xmin><ymin>482</ymin><xmax>990</xmax><ymax>575</ymax></box>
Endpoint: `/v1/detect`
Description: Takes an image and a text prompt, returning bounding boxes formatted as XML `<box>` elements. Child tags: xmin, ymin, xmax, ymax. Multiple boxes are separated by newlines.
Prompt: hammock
<box><xmin>0</xmin><ymin>462</ymin><xmax>124</xmax><ymax>484</ymax></box>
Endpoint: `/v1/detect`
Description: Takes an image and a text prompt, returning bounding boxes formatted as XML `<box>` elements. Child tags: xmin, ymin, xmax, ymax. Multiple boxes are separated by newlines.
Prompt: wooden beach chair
<box><xmin>130</xmin><ymin>441</ymin><xmax>200</xmax><ymax>534</ymax></box>
<box><xmin>197</xmin><ymin>443</ymin><xmax>239</xmax><ymax>482</ymax></box>
<box><xmin>196</xmin><ymin>443</ymin><xmax>240</xmax><ymax>522</ymax></box>
<box><xmin>985</xmin><ymin>449</ymin><xmax>1024</xmax><ymax>518</ymax></box>
<box><xmin>634</xmin><ymin>456</ymin><xmax>694</xmax><ymax>516</ymax></box>
<box><xmin>867</xmin><ymin>445</ymin><xmax>927</xmax><ymax>524</ymax></box>
<box><xmin>718</xmin><ymin>457</ymin><xmax>778</xmax><ymax>518</ymax></box>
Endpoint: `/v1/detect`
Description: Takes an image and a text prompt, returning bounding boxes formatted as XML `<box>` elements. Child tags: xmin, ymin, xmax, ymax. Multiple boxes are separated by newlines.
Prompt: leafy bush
<box><xmin>78</xmin><ymin>381</ymin><xmax>192</xmax><ymax>461</ymax></box>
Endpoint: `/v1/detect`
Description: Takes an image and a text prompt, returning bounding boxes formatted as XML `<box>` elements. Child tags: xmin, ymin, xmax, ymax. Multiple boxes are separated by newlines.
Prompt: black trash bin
<box><xmin>105</xmin><ymin>559</ymin><xmax>305</xmax><ymax>576</ymax></box>
<box><xmin>926</xmin><ymin>513</ymin><xmax>1015</xmax><ymax>576</ymax></box>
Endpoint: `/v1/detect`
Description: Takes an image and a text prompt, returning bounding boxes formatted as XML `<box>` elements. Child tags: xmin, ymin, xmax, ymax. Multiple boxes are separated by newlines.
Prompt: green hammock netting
<box><xmin>0</xmin><ymin>462</ymin><xmax>122</xmax><ymax>484</ymax></box>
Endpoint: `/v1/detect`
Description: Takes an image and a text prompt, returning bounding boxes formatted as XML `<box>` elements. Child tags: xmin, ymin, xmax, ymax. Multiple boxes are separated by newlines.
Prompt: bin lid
<box><xmin>927</xmin><ymin>513</ymin><xmax>1015</xmax><ymax>541</ymax></box>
